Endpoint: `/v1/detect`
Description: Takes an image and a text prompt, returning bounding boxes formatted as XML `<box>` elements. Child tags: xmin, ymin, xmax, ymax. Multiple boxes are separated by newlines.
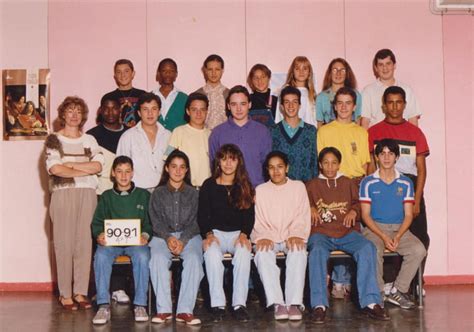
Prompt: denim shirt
<box><xmin>149</xmin><ymin>183</ymin><xmax>200</xmax><ymax>246</ymax></box>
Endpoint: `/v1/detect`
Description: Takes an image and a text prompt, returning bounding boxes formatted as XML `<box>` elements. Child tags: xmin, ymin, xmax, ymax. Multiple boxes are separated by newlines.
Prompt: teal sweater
<box><xmin>91</xmin><ymin>185</ymin><xmax>152</xmax><ymax>240</ymax></box>
<box><xmin>158</xmin><ymin>91</ymin><xmax>188</xmax><ymax>131</ymax></box>
<box><xmin>271</xmin><ymin>122</ymin><xmax>318</xmax><ymax>182</ymax></box>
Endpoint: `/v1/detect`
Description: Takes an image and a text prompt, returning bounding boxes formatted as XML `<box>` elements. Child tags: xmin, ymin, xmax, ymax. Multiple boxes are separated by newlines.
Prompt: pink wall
<box><xmin>0</xmin><ymin>0</ymin><xmax>472</xmax><ymax>285</ymax></box>
<box><xmin>442</xmin><ymin>15</ymin><xmax>474</xmax><ymax>275</ymax></box>
<box><xmin>1</xmin><ymin>1</ymin><xmax>51</xmax><ymax>283</ymax></box>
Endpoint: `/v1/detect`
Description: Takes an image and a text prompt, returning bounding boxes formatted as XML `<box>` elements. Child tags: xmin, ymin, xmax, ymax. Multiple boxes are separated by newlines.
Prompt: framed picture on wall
<box><xmin>2</xmin><ymin>69</ymin><xmax>50</xmax><ymax>141</ymax></box>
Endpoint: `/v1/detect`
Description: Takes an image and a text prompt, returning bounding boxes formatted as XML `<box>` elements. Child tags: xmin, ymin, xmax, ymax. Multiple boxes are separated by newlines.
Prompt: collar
<box><xmin>282</xmin><ymin>119</ymin><xmax>304</xmax><ymax>129</ymax></box>
<box><xmin>228</xmin><ymin>117</ymin><xmax>251</xmax><ymax>128</ymax></box>
<box><xmin>376</xmin><ymin>78</ymin><xmax>399</xmax><ymax>87</ymax></box>
<box><xmin>102</xmin><ymin>124</ymin><xmax>125</xmax><ymax>132</ymax></box>
<box><xmin>318</xmin><ymin>172</ymin><xmax>343</xmax><ymax>188</ymax></box>
<box><xmin>167</xmin><ymin>181</ymin><xmax>186</xmax><ymax>192</ymax></box>
<box><xmin>383</xmin><ymin>119</ymin><xmax>407</xmax><ymax>126</ymax></box>
<box><xmin>136</xmin><ymin>120</ymin><xmax>163</xmax><ymax>133</ymax></box>
<box><xmin>373</xmin><ymin>169</ymin><xmax>401</xmax><ymax>179</ymax></box>
<box><xmin>204</xmin><ymin>82</ymin><xmax>225</xmax><ymax>92</ymax></box>
<box><xmin>154</xmin><ymin>86</ymin><xmax>179</xmax><ymax>99</ymax></box>
<box><xmin>113</xmin><ymin>182</ymin><xmax>136</xmax><ymax>195</ymax></box>
<box><xmin>318</xmin><ymin>172</ymin><xmax>344</xmax><ymax>180</ymax></box>
<box><xmin>323</xmin><ymin>88</ymin><xmax>335</xmax><ymax>95</ymax></box>
<box><xmin>268</xmin><ymin>177</ymin><xmax>290</xmax><ymax>188</ymax></box>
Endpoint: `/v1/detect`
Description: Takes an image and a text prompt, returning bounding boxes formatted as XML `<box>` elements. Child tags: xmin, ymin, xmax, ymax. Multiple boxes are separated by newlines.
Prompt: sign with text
<box><xmin>104</xmin><ymin>219</ymin><xmax>141</xmax><ymax>246</ymax></box>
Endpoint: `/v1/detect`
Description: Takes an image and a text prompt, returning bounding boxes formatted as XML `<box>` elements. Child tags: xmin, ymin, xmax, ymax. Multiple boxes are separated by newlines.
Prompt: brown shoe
<box><xmin>73</xmin><ymin>295</ymin><xmax>92</xmax><ymax>309</ymax></box>
<box><xmin>59</xmin><ymin>297</ymin><xmax>78</xmax><ymax>311</ymax></box>
<box><xmin>363</xmin><ymin>304</ymin><xmax>390</xmax><ymax>321</ymax></box>
<box><xmin>310</xmin><ymin>307</ymin><xmax>326</xmax><ymax>324</ymax></box>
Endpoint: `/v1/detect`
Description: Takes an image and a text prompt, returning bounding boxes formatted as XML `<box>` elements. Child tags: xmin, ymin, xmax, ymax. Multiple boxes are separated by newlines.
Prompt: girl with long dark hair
<box><xmin>198</xmin><ymin>144</ymin><xmax>255</xmax><ymax>322</ymax></box>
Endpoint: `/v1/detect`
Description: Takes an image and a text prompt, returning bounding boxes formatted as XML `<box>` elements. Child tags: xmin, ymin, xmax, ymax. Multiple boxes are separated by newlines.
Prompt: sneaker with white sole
<box><xmin>387</xmin><ymin>290</ymin><xmax>415</xmax><ymax>309</ymax></box>
<box><xmin>112</xmin><ymin>290</ymin><xmax>130</xmax><ymax>304</ymax></box>
<box><xmin>92</xmin><ymin>306</ymin><xmax>110</xmax><ymax>325</ymax></box>
<box><xmin>274</xmin><ymin>304</ymin><xmax>289</xmax><ymax>320</ymax></box>
<box><xmin>287</xmin><ymin>305</ymin><xmax>303</xmax><ymax>321</ymax></box>
<box><xmin>176</xmin><ymin>313</ymin><xmax>201</xmax><ymax>325</ymax></box>
<box><xmin>152</xmin><ymin>312</ymin><xmax>173</xmax><ymax>323</ymax></box>
<box><xmin>134</xmin><ymin>306</ymin><xmax>149</xmax><ymax>322</ymax></box>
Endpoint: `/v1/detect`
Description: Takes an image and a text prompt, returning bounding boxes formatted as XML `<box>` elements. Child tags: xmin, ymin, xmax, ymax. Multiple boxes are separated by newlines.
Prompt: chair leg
<box><xmin>148</xmin><ymin>281</ymin><xmax>152</xmax><ymax>316</ymax></box>
<box><xmin>417</xmin><ymin>264</ymin><xmax>423</xmax><ymax>308</ymax></box>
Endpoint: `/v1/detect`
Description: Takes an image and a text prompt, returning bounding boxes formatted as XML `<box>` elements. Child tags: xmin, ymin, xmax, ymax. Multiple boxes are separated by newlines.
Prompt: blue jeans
<box><xmin>94</xmin><ymin>245</ymin><xmax>150</xmax><ymax>306</ymax></box>
<box><xmin>204</xmin><ymin>230</ymin><xmax>252</xmax><ymax>308</ymax></box>
<box><xmin>332</xmin><ymin>259</ymin><xmax>353</xmax><ymax>285</ymax></box>
<box><xmin>307</xmin><ymin>232</ymin><xmax>381</xmax><ymax>308</ymax></box>
<box><xmin>149</xmin><ymin>233</ymin><xmax>204</xmax><ymax>314</ymax></box>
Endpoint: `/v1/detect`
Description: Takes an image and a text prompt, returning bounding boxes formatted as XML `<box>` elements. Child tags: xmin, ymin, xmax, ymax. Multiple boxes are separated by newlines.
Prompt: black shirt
<box><xmin>101</xmin><ymin>88</ymin><xmax>146</xmax><ymax>128</ymax></box>
<box><xmin>86</xmin><ymin>124</ymin><xmax>127</xmax><ymax>154</ymax></box>
<box><xmin>249</xmin><ymin>90</ymin><xmax>278</xmax><ymax>127</ymax></box>
<box><xmin>250</xmin><ymin>90</ymin><xmax>278</xmax><ymax>119</ymax></box>
<box><xmin>198</xmin><ymin>178</ymin><xmax>255</xmax><ymax>238</ymax></box>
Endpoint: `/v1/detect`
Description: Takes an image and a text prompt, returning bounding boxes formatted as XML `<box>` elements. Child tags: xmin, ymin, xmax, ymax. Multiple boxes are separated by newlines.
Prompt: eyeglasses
<box><xmin>332</xmin><ymin>68</ymin><xmax>347</xmax><ymax>74</ymax></box>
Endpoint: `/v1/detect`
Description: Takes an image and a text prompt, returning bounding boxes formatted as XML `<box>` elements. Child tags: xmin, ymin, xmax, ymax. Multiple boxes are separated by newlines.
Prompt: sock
<box><xmin>315</xmin><ymin>305</ymin><xmax>326</xmax><ymax>311</ymax></box>
<box><xmin>390</xmin><ymin>286</ymin><xmax>398</xmax><ymax>294</ymax></box>
<box><xmin>334</xmin><ymin>282</ymin><xmax>343</xmax><ymax>290</ymax></box>
<box><xmin>367</xmin><ymin>303</ymin><xmax>376</xmax><ymax>309</ymax></box>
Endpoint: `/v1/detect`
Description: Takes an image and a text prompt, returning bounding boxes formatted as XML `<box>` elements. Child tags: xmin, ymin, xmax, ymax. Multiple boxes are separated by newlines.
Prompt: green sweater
<box><xmin>158</xmin><ymin>91</ymin><xmax>188</xmax><ymax>131</ymax></box>
<box><xmin>91</xmin><ymin>185</ymin><xmax>152</xmax><ymax>240</ymax></box>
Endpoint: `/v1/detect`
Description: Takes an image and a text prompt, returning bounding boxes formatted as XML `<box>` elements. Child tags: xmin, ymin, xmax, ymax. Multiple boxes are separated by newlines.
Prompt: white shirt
<box><xmin>361</xmin><ymin>79</ymin><xmax>421</xmax><ymax>127</ymax></box>
<box><xmin>116</xmin><ymin>121</ymin><xmax>171</xmax><ymax>189</ymax></box>
<box><xmin>151</xmin><ymin>86</ymin><xmax>180</xmax><ymax>119</ymax></box>
<box><xmin>275</xmin><ymin>86</ymin><xmax>316</xmax><ymax>126</ymax></box>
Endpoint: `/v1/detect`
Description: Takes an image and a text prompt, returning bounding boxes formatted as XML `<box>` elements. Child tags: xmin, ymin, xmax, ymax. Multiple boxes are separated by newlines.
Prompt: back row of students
<box><xmin>99</xmin><ymin>49</ymin><xmax>421</xmax><ymax>132</ymax></box>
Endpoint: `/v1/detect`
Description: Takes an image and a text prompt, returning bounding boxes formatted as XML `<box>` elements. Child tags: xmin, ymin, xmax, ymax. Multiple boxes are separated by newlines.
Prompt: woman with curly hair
<box><xmin>45</xmin><ymin>96</ymin><xmax>104</xmax><ymax>310</ymax></box>
<box><xmin>316</xmin><ymin>58</ymin><xmax>362</xmax><ymax>127</ymax></box>
<box><xmin>198</xmin><ymin>144</ymin><xmax>255</xmax><ymax>322</ymax></box>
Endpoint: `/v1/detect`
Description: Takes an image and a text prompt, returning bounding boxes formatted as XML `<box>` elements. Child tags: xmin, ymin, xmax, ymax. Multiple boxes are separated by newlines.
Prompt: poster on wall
<box><xmin>2</xmin><ymin>69</ymin><xmax>50</xmax><ymax>141</ymax></box>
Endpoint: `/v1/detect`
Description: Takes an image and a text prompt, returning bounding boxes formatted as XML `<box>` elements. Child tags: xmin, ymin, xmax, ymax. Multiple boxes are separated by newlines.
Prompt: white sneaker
<box><xmin>134</xmin><ymin>306</ymin><xmax>149</xmax><ymax>322</ymax></box>
<box><xmin>112</xmin><ymin>290</ymin><xmax>130</xmax><ymax>304</ymax></box>
<box><xmin>92</xmin><ymin>307</ymin><xmax>110</xmax><ymax>325</ymax></box>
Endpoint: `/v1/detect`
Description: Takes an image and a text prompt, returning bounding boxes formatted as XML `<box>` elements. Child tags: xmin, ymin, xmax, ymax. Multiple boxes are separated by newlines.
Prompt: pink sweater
<box><xmin>251</xmin><ymin>179</ymin><xmax>311</xmax><ymax>243</ymax></box>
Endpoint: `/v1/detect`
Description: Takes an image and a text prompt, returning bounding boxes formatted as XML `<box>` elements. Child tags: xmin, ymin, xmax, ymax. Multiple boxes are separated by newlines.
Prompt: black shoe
<box><xmin>211</xmin><ymin>307</ymin><xmax>225</xmax><ymax>322</ymax></box>
<box><xmin>233</xmin><ymin>306</ymin><xmax>250</xmax><ymax>322</ymax></box>
<box><xmin>363</xmin><ymin>304</ymin><xmax>390</xmax><ymax>321</ymax></box>
<box><xmin>310</xmin><ymin>307</ymin><xmax>326</xmax><ymax>324</ymax></box>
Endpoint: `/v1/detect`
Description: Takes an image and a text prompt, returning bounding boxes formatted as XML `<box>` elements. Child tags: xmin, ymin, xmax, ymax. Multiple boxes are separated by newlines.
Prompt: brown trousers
<box><xmin>50</xmin><ymin>188</ymin><xmax>97</xmax><ymax>298</ymax></box>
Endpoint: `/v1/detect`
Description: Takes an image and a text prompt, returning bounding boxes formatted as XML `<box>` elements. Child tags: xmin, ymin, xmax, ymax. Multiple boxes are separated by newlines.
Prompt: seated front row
<box><xmin>92</xmin><ymin>141</ymin><xmax>424</xmax><ymax>325</ymax></box>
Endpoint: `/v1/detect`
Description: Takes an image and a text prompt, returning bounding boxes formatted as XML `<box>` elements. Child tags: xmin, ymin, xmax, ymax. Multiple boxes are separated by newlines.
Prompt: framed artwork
<box><xmin>3</xmin><ymin>69</ymin><xmax>50</xmax><ymax>141</ymax></box>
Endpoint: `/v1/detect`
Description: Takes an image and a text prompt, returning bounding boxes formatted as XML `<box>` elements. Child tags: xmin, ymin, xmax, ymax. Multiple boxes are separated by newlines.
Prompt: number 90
<box><xmin>106</xmin><ymin>228</ymin><xmax>123</xmax><ymax>237</ymax></box>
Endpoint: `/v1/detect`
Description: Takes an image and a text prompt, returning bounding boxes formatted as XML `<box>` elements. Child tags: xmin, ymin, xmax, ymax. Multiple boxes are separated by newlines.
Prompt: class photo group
<box><xmin>43</xmin><ymin>48</ymin><xmax>430</xmax><ymax>326</ymax></box>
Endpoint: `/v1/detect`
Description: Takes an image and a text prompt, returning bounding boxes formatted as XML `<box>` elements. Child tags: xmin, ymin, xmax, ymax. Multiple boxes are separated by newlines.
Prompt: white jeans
<box><xmin>254</xmin><ymin>242</ymin><xmax>307</xmax><ymax>307</ymax></box>
<box><xmin>203</xmin><ymin>230</ymin><xmax>252</xmax><ymax>308</ymax></box>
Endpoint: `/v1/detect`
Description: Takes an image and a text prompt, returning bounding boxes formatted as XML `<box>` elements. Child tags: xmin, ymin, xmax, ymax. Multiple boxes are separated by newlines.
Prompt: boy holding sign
<box><xmin>91</xmin><ymin>156</ymin><xmax>152</xmax><ymax>325</ymax></box>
